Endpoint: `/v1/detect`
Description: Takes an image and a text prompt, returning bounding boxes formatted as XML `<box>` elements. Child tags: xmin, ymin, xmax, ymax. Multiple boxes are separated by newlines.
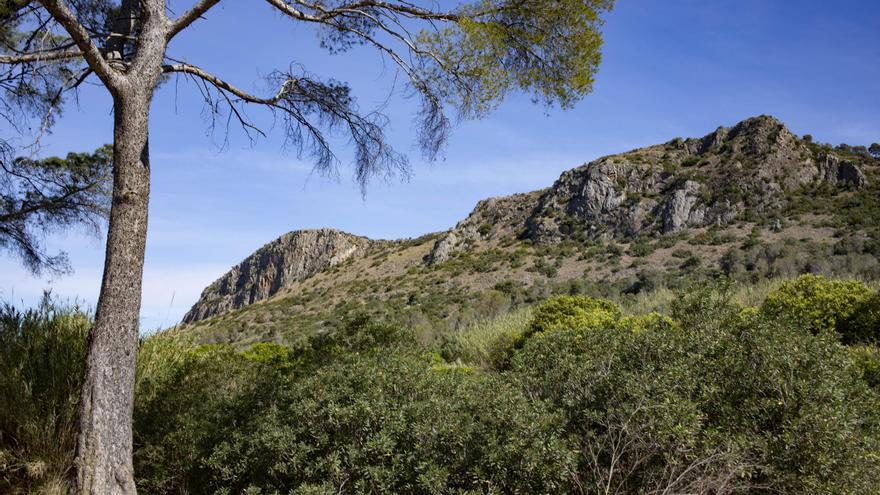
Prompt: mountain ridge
<box><xmin>181</xmin><ymin>115</ymin><xmax>878</xmax><ymax>339</ymax></box>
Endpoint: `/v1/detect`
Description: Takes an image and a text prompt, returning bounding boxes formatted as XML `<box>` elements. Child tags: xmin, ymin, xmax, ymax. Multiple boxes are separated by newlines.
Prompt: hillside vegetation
<box><xmin>181</xmin><ymin>116</ymin><xmax>880</xmax><ymax>348</ymax></box>
<box><xmin>3</xmin><ymin>275</ymin><xmax>880</xmax><ymax>494</ymax></box>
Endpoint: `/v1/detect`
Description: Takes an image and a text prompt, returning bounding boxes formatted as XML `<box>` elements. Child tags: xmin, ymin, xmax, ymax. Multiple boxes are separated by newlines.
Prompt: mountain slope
<box><xmin>181</xmin><ymin>116</ymin><xmax>880</xmax><ymax>345</ymax></box>
<box><xmin>184</xmin><ymin>229</ymin><xmax>376</xmax><ymax>322</ymax></box>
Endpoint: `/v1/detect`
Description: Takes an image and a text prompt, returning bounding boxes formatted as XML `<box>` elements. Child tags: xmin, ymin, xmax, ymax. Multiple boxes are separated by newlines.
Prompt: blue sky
<box><xmin>2</xmin><ymin>0</ymin><xmax>879</xmax><ymax>329</ymax></box>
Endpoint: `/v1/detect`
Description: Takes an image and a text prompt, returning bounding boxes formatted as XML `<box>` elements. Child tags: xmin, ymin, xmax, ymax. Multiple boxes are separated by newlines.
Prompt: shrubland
<box><xmin>3</xmin><ymin>275</ymin><xmax>880</xmax><ymax>494</ymax></box>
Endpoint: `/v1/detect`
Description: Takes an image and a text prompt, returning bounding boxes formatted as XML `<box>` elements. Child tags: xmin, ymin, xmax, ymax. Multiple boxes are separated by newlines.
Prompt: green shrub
<box><xmin>6</xmin><ymin>282</ymin><xmax>880</xmax><ymax>495</ymax></box>
<box><xmin>617</xmin><ymin>311</ymin><xmax>676</xmax><ymax>333</ymax></box>
<box><xmin>136</xmin><ymin>344</ymin><xmax>574</xmax><ymax>494</ymax></box>
<box><xmin>840</xmin><ymin>292</ymin><xmax>880</xmax><ymax>345</ymax></box>
<box><xmin>511</xmin><ymin>289</ymin><xmax>880</xmax><ymax>494</ymax></box>
<box><xmin>671</xmin><ymin>247</ymin><xmax>692</xmax><ymax>259</ymax></box>
<box><xmin>627</xmin><ymin>240</ymin><xmax>654</xmax><ymax>257</ymax></box>
<box><xmin>850</xmin><ymin>345</ymin><xmax>880</xmax><ymax>389</ymax></box>
<box><xmin>134</xmin><ymin>341</ymin><xmax>250</xmax><ymax>495</ymax></box>
<box><xmin>437</xmin><ymin>307</ymin><xmax>532</xmax><ymax>369</ymax></box>
<box><xmin>529</xmin><ymin>295</ymin><xmax>620</xmax><ymax>334</ymax></box>
<box><xmin>0</xmin><ymin>298</ymin><xmax>90</xmax><ymax>494</ymax></box>
<box><xmin>761</xmin><ymin>274</ymin><xmax>876</xmax><ymax>342</ymax></box>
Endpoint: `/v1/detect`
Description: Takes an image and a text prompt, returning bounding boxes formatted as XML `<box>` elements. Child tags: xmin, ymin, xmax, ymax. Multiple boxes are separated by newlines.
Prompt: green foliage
<box><xmin>761</xmin><ymin>274</ymin><xmax>877</xmax><ymax>343</ymax></box>
<box><xmin>1</xmin><ymin>145</ymin><xmax>112</xmax><ymax>274</ymax></box>
<box><xmin>135</xmin><ymin>330</ymin><xmax>571</xmax><ymax>494</ymax></box>
<box><xmin>617</xmin><ymin>311</ymin><xmax>677</xmax><ymax>333</ymax></box>
<box><xmin>627</xmin><ymin>240</ymin><xmax>654</xmax><ymax>257</ymax></box>
<box><xmin>437</xmin><ymin>307</ymin><xmax>532</xmax><ymax>369</ymax></box>
<box><xmin>0</xmin><ymin>297</ymin><xmax>89</xmax><ymax>494</ymax></box>
<box><xmin>851</xmin><ymin>345</ymin><xmax>880</xmax><ymax>389</ymax></box>
<box><xmin>688</xmin><ymin>228</ymin><xmax>737</xmax><ymax>246</ymax></box>
<box><xmin>5</xmin><ymin>281</ymin><xmax>880</xmax><ymax>494</ymax></box>
<box><xmin>418</xmin><ymin>0</ymin><xmax>614</xmax><ymax>116</ymax></box>
<box><xmin>840</xmin><ymin>292</ymin><xmax>880</xmax><ymax>345</ymax></box>
<box><xmin>511</xmin><ymin>289</ymin><xmax>880</xmax><ymax>494</ymax></box>
<box><xmin>529</xmin><ymin>295</ymin><xmax>620</xmax><ymax>334</ymax></box>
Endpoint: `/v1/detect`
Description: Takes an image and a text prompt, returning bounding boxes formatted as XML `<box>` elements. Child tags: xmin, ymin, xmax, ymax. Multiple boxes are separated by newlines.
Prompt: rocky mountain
<box><xmin>428</xmin><ymin>115</ymin><xmax>867</xmax><ymax>262</ymax></box>
<box><xmin>181</xmin><ymin>116</ymin><xmax>879</xmax><ymax>345</ymax></box>
<box><xmin>183</xmin><ymin>229</ymin><xmax>375</xmax><ymax>322</ymax></box>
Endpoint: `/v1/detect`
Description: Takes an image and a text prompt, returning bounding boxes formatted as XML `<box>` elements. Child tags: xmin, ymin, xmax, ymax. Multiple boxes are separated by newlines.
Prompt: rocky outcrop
<box><xmin>661</xmin><ymin>180</ymin><xmax>705</xmax><ymax>233</ymax></box>
<box><xmin>186</xmin><ymin>115</ymin><xmax>875</xmax><ymax>324</ymax></box>
<box><xmin>426</xmin><ymin>115</ymin><xmax>872</xmax><ymax>259</ymax></box>
<box><xmin>820</xmin><ymin>154</ymin><xmax>868</xmax><ymax>187</ymax></box>
<box><xmin>183</xmin><ymin>229</ymin><xmax>372</xmax><ymax>322</ymax></box>
<box><xmin>426</xmin><ymin>191</ymin><xmax>542</xmax><ymax>263</ymax></box>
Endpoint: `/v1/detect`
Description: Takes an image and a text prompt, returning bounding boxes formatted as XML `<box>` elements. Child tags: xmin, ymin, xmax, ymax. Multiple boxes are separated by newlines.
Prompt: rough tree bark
<box><xmin>73</xmin><ymin>93</ymin><xmax>151</xmax><ymax>495</ymax></box>
<box><xmin>72</xmin><ymin>0</ymin><xmax>167</xmax><ymax>491</ymax></box>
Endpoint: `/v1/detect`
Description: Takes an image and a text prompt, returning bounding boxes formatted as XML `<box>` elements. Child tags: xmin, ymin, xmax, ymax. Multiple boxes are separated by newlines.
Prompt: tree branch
<box><xmin>167</xmin><ymin>0</ymin><xmax>223</xmax><ymax>40</ymax></box>
<box><xmin>0</xmin><ymin>45</ymin><xmax>83</xmax><ymax>64</ymax></box>
<box><xmin>36</xmin><ymin>0</ymin><xmax>121</xmax><ymax>88</ymax></box>
<box><xmin>162</xmin><ymin>60</ymin><xmax>407</xmax><ymax>188</ymax></box>
<box><xmin>264</xmin><ymin>0</ymin><xmax>458</xmax><ymax>23</ymax></box>
<box><xmin>162</xmin><ymin>61</ymin><xmax>294</xmax><ymax>104</ymax></box>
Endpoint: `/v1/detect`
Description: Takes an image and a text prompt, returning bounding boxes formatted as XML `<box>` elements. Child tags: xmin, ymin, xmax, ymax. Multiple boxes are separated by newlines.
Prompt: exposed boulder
<box><xmin>426</xmin><ymin>229</ymin><xmax>470</xmax><ymax>264</ymax></box>
<box><xmin>820</xmin><ymin>154</ymin><xmax>868</xmax><ymax>188</ymax></box>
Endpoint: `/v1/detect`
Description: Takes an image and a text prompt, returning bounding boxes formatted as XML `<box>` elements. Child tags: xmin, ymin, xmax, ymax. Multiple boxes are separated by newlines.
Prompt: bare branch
<box><xmin>162</xmin><ymin>60</ymin><xmax>407</xmax><ymax>189</ymax></box>
<box><xmin>167</xmin><ymin>0</ymin><xmax>223</xmax><ymax>40</ymax></box>
<box><xmin>0</xmin><ymin>46</ymin><xmax>83</xmax><ymax>64</ymax></box>
<box><xmin>163</xmin><ymin>61</ymin><xmax>293</xmax><ymax>104</ymax></box>
<box><xmin>264</xmin><ymin>0</ymin><xmax>458</xmax><ymax>23</ymax></box>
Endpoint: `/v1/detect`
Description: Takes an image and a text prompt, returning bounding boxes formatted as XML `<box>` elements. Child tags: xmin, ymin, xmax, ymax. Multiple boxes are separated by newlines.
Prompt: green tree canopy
<box><xmin>0</xmin><ymin>144</ymin><xmax>110</xmax><ymax>274</ymax></box>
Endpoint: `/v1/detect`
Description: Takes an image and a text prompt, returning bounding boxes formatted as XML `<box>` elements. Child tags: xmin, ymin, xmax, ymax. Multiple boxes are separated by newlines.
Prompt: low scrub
<box><xmin>761</xmin><ymin>274</ymin><xmax>880</xmax><ymax>344</ymax></box>
<box><xmin>3</xmin><ymin>282</ymin><xmax>880</xmax><ymax>494</ymax></box>
<box><xmin>0</xmin><ymin>297</ymin><xmax>89</xmax><ymax>494</ymax></box>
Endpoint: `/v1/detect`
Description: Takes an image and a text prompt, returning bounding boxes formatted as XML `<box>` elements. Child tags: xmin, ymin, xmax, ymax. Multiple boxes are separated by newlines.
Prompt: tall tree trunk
<box><xmin>74</xmin><ymin>93</ymin><xmax>151</xmax><ymax>495</ymax></box>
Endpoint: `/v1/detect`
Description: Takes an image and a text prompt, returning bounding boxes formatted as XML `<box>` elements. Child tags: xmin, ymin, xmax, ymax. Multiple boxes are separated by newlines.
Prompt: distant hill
<box><xmin>181</xmin><ymin>116</ymin><xmax>880</xmax><ymax>345</ymax></box>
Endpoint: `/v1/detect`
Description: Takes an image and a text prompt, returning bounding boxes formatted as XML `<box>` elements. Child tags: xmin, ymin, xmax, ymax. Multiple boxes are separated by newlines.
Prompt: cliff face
<box><xmin>427</xmin><ymin>116</ymin><xmax>868</xmax><ymax>262</ymax></box>
<box><xmin>183</xmin><ymin>229</ymin><xmax>373</xmax><ymax>323</ymax></box>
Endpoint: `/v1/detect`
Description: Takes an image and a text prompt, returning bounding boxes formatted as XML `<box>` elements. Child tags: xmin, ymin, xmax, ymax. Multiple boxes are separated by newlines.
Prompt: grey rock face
<box><xmin>662</xmin><ymin>180</ymin><xmax>704</xmax><ymax>233</ymax></box>
<box><xmin>429</xmin><ymin>115</ymin><xmax>870</xmax><ymax>257</ymax></box>
<box><xmin>183</xmin><ymin>229</ymin><xmax>372</xmax><ymax>323</ymax></box>
<box><xmin>820</xmin><ymin>154</ymin><xmax>868</xmax><ymax>187</ymax></box>
<box><xmin>426</xmin><ymin>192</ymin><xmax>541</xmax><ymax>264</ymax></box>
<box><xmin>426</xmin><ymin>230</ymin><xmax>466</xmax><ymax>264</ymax></box>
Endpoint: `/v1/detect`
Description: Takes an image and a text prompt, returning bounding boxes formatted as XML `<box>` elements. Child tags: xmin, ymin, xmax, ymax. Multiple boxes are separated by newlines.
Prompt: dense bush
<box><xmin>200</xmin><ymin>352</ymin><xmax>572</xmax><ymax>494</ymax></box>
<box><xmin>134</xmin><ymin>317</ymin><xmax>573</xmax><ymax>494</ymax></box>
<box><xmin>529</xmin><ymin>295</ymin><xmax>620</xmax><ymax>334</ymax></box>
<box><xmin>851</xmin><ymin>345</ymin><xmax>880</xmax><ymax>389</ymax></box>
<box><xmin>761</xmin><ymin>274</ymin><xmax>878</xmax><ymax>343</ymax></box>
<box><xmin>436</xmin><ymin>307</ymin><xmax>532</xmax><ymax>369</ymax></box>
<box><xmin>841</xmin><ymin>292</ymin><xmax>880</xmax><ymax>345</ymax></box>
<box><xmin>4</xmin><ymin>282</ymin><xmax>880</xmax><ymax>494</ymax></box>
<box><xmin>512</xmin><ymin>288</ymin><xmax>880</xmax><ymax>494</ymax></box>
<box><xmin>0</xmin><ymin>297</ymin><xmax>89</xmax><ymax>494</ymax></box>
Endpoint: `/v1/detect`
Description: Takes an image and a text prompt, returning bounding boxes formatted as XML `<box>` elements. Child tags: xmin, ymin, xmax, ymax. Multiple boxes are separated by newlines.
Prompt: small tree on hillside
<box><xmin>0</xmin><ymin>0</ymin><xmax>615</xmax><ymax>492</ymax></box>
<box><xmin>870</xmin><ymin>142</ymin><xmax>880</xmax><ymax>159</ymax></box>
